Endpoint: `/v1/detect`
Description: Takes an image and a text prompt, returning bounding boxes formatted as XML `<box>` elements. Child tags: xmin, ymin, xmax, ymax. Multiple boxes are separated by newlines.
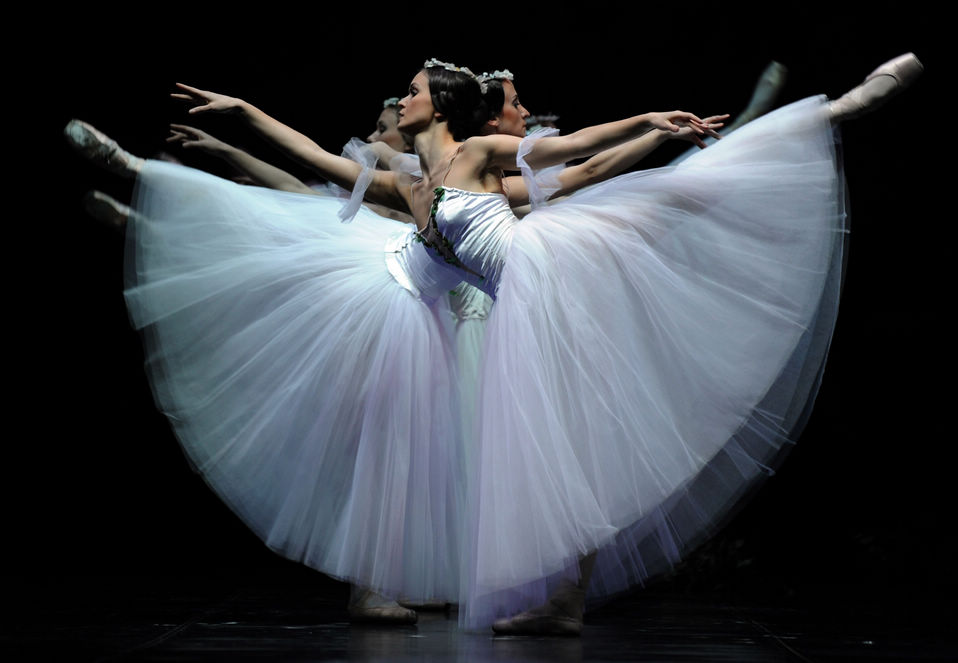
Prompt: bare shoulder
<box><xmin>462</xmin><ymin>134</ymin><xmax>523</xmax><ymax>167</ymax></box>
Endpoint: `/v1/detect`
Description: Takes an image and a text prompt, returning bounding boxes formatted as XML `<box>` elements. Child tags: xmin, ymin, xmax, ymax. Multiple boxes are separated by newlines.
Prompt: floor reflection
<box><xmin>4</xmin><ymin>575</ymin><xmax>954</xmax><ymax>662</ymax></box>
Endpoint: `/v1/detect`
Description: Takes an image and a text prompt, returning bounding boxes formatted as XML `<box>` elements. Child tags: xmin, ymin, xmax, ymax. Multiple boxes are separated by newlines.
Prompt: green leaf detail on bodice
<box><xmin>414</xmin><ymin>187</ymin><xmax>485</xmax><ymax>282</ymax></box>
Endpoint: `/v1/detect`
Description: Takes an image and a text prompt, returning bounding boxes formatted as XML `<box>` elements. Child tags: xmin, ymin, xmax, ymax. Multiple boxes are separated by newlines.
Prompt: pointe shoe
<box><xmin>829</xmin><ymin>52</ymin><xmax>923</xmax><ymax>123</ymax></box>
<box><xmin>491</xmin><ymin>582</ymin><xmax>584</xmax><ymax>636</ymax></box>
<box><xmin>491</xmin><ymin>607</ymin><xmax>583</xmax><ymax>636</ymax></box>
<box><xmin>347</xmin><ymin>588</ymin><xmax>418</xmax><ymax>625</ymax></box>
<box><xmin>728</xmin><ymin>61</ymin><xmax>788</xmax><ymax>131</ymax></box>
<box><xmin>83</xmin><ymin>190</ymin><xmax>130</xmax><ymax>230</ymax></box>
<box><xmin>64</xmin><ymin>119</ymin><xmax>144</xmax><ymax>178</ymax></box>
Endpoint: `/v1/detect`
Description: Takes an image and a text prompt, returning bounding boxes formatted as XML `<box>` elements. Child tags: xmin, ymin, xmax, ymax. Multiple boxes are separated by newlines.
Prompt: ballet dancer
<box><xmin>64</xmin><ymin>52</ymin><xmax>921</xmax><ymax>636</ymax></box>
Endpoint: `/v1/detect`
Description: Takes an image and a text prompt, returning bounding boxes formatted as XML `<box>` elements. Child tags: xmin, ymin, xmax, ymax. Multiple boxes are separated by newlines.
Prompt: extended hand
<box><xmin>171</xmin><ymin>82</ymin><xmax>243</xmax><ymax>115</ymax></box>
<box><xmin>166</xmin><ymin>124</ymin><xmax>228</xmax><ymax>153</ymax></box>
<box><xmin>671</xmin><ymin>114</ymin><xmax>729</xmax><ymax>148</ymax></box>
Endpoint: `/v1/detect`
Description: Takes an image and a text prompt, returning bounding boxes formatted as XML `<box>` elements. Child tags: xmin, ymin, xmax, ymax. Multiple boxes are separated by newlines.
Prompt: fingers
<box><xmin>166</xmin><ymin>124</ymin><xmax>203</xmax><ymax>147</ymax></box>
<box><xmin>169</xmin><ymin>123</ymin><xmax>202</xmax><ymax>134</ymax></box>
<box><xmin>174</xmin><ymin>82</ymin><xmax>204</xmax><ymax>95</ymax></box>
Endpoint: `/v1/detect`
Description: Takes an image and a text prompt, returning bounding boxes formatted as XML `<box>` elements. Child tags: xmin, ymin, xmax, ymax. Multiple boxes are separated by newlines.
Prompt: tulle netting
<box><xmin>124</xmin><ymin>161</ymin><xmax>465</xmax><ymax>602</ymax></box>
<box><xmin>461</xmin><ymin>96</ymin><xmax>847</xmax><ymax>627</ymax></box>
<box><xmin>121</xmin><ymin>95</ymin><xmax>848</xmax><ymax>629</ymax></box>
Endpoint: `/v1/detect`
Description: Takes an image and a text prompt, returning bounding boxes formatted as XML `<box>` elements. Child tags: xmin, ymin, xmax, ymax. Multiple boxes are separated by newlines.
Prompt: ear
<box><xmin>486</xmin><ymin>115</ymin><xmax>501</xmax><ymax>129</ymax></box>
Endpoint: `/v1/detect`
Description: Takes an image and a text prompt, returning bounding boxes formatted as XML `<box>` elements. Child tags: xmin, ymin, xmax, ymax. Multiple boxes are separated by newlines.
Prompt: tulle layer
<box><xmin>125</xmin><ymin>162</ymin><xmax>464</xmax><ymax>602</ymax></box>
<box><xmin>121</xmin><ymin>96</ymin><xmax>848</xmax><ymax>628</ymax></box>
<box><xmin>464</xmin><ymin>97</ymin><xmax>847</xmax><ymax>626</ymax></box>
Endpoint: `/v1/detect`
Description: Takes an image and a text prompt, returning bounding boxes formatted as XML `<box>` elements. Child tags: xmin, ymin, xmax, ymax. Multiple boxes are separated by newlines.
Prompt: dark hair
<box><xmin>424</xmin><ymin>67</ymin><xmax>491</xmax><ymax>141</ymax></box>
<box><xmin>481</xmin><ymin>78</ymin><xmax>506</xmax><ymax>120</ymax></box>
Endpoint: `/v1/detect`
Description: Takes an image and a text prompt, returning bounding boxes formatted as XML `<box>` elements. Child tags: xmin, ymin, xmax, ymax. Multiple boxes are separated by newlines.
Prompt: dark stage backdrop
<box><xmin>19</xmin><ymin>3</ymin><xmax>948</xmax><ymax>615</ymax></box>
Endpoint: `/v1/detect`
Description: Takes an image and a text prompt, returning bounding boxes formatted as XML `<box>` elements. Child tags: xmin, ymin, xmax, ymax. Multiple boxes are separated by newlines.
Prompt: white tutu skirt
<box><xmin>122</xmin><ymin>95</ymin><xmax>847</xmax><ymax>628</ymax></box>
<box><xmin>124</xmin><ymin>162</ymin><xmax>465</xmax><ymax>602</ymax></box>
<box><xmin>464</xmin><ymin>97</ymin><xmax>847</xmax><ymax>626</ymax></box>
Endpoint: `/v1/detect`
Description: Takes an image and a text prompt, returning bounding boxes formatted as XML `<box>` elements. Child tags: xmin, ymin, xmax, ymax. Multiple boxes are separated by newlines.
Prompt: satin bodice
<box><xmin>383</xmin><ymin>226</ymin><xmax>461</xmax><ymax>305</ymax></box>
<box><xmin>431</xmin><ymin>187</ymin><xmax>517</xmax><ymax>298</ymax></box>
<box><xmin>386</xmin><ymin>187</ymin><xmax>517</xmax><ymax>304</ymax></box>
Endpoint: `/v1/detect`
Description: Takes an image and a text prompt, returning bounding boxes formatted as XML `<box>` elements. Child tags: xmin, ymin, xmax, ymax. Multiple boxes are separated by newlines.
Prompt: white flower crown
<box><xmin>424</xmin><ymin>58</ymin><xmax>487</xmax><ymax>93</ymax></box>
<box><xmin>477</xmin><ymin>69</ymin><xmax>514</xmax><ymax>84</ymax></box>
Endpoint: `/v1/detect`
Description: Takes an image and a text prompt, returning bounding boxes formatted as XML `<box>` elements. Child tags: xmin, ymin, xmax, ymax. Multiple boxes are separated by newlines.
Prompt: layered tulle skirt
<box><xmin>123</xmin><ymin>95</ymin><xmax>846</xmax><ymax>628</ymax></box>
<box><xmin>125</xmin><ymin>162</ymin><xmax>465</xmax><ymax>602</ymax></box>
<box><xmin>464</xmin><ymin>96</ymin><xmax>846</xmax><ymax>625</ymax></box>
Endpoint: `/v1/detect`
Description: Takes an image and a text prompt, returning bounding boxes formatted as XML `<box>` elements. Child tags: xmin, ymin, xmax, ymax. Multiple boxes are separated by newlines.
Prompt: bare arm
<box><xmin>479</xmin><ymin>111</ymin><xmax>717</xmax><ymax>174</ymax></box>
<box><xmin>554</xmin><ymin>114</ymin><xmax>729</xmax><ymax>193</ymax></box>
<box><xmin>171</xmin><ymin>83</ymin><xmax>409</xmax><ymax>212</ymax></box>
<box><xmin>502</xmin><ymin>115</ymin><xmax>727</xmax><ymax>207</ymax></box>
<box><xmin>167</xmin><ymin>125</ymin><xmax>317</xmax><ymax>194</ymax></box>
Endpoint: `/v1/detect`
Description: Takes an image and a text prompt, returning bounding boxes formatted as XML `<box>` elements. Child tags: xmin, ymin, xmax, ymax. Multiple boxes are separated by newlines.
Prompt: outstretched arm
<box><xmin>167</xmin><ymin>125</ymin><xmax>317</xmax><ymax>194</ymax></box>
<box><xmin>502</xmin><ymin>115</ymin><xmax>728</xmax><ymax>208</ymax></box>
<box><xmin>495</xmin><ymin>111</ymin><xmax>717</xmax><ymax>170</ymax></box>
<box><xmin>554</xmin><ymin>114</ymin><xmax>729</xmax><ymax>192</ymax></box>
<box><xmin>171</xmin><ymin>83</ymin><xmax>408</xmax><ymax>212</ymax></box>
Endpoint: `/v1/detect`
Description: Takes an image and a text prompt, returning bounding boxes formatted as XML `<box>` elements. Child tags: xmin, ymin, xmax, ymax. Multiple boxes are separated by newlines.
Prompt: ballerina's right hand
<box><xmin>171</xmin><ymin>82</ymin><xmax>243</xmax><ymax>114</ymax></box>
<box><xmin>671</xmin><ymin>114</ymin><xmax>729</xmax><ymax>148</ymax></box>
<box><xmin>166</xmin><ymin>124</ymin><xmax>226</xmax><ymax>153</ymax></box>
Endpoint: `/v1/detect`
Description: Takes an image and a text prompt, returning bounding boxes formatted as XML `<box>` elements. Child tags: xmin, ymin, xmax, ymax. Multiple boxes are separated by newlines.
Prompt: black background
<box><xmin>16</xmin><ymin>3</ymin><xmax>949</xmax><ymax>615</ymax></box>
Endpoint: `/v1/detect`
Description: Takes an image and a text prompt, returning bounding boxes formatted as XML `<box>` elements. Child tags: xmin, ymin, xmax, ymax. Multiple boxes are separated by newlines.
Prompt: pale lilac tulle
<box><xmin>125</xmin><ymin>164</ymin><xmax>465</xmax><ymax>602</ymax></box>
<box><xmin>462</xmin><ymin>97</ymin><xmax>846</xmax><ymax>627</ymax></box>
<box><xmin>122</xmin><ymin>96</ymin><xmax>848</xmax><ymax>630</ymax></box>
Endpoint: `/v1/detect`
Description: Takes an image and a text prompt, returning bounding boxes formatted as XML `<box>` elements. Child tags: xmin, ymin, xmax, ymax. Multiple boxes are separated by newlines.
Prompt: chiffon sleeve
<box><xmin>338</xmin><ymin>138</ymin><xmax>379</xmax><ymax>223</ymax></box>
<box><xmin>516</xmin><ymin>127</ymin><xmax>565</xmax><ymax>210</ymax></box>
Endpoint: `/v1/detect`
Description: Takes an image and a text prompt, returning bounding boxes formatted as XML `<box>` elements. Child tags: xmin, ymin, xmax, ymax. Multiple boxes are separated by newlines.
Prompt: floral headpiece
<box><xmin>424</xmin><ymin>58</ymin><xmax>486</xmax><ymax>92</ymax></box>
<box><xmin>383</xmin><ymin>97</ymin><xmax>401</xmax><ymax>108</ymax></box>
<box><xmin>477</xmin><ymin>69</ymin><xmax>514</xmax><ymax>85</ymax></box>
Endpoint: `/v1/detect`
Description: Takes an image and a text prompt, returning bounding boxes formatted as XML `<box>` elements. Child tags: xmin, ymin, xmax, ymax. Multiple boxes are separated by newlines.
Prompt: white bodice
<box><xmin>386</xmin><ymin>186</ymin><xmax>518</xmax><ymax>304</ymax></box>
<box><xmin>431</xmin><ymin>186</ymin><xmax>517</xmax><ymax>297</ymax></box>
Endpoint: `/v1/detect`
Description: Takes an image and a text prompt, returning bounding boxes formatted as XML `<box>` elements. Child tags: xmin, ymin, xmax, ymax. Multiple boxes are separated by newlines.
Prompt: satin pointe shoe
<box><xmin>829</xmin><ymin>52</ymin><xmax>923</xmax><ymax>123</ymax></box>
<box><xmin>64</xmin><ymin>119</ymin><xmax>144</xmax><ymax>178</ymax></box>
<box><xmin>727</xmin><ymin>61</ymin><xmax>788</xmax><ymax>131</ymax></box>
<box><xmin>83</xmin><ymin>190</ymin><xmax>130</xmax><ymax>230</ymax></box>
<box><xmin>491</xmin><ymin>581</ymin><xmax>585</xmax><ymax>636</ymax></box>
<box><xmin>347</xmin><ymin>587</ymin><xmax>418</xmax><ymax>625</ymax></box>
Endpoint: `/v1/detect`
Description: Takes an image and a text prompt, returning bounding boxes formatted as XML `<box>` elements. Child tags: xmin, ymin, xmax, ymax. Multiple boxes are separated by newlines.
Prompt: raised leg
<box><xmin>726</xmin><ymin>61</ymin><xmax>788</xmax><ymax>132</ymax></box>
<box><xmin>64</xmin><ymin>120</ymin><xmax>145</xmax><ymax>178</ymax></box>
<box><xmin>829</xmin><ymin>53</ymin><xmax>923</xmax><ymax>124</ymax></box>
<box><xmin>83</xmin><ymin>190</ymin><xmax>130</xmax><ymax>230</ymax></box>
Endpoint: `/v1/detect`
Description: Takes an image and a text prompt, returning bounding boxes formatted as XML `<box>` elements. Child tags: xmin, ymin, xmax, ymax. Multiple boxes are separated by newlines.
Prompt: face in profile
<box><xmin>397</xmin><ymin>71</ymin><xmax>434</xmax><ymax>136</ymax></box>
<box><xmin>495</xmin><ymin>80</ymin><xmax>531</xmax><ymax>138</ymax></box>
<box><xmin>367</xmin><ymin>107</ymin><xmax>410</xmax><ymax>153</ymax></box>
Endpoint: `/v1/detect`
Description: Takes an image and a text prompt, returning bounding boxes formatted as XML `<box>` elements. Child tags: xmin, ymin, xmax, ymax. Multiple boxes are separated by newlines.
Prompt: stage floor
<box><xmin>4</xmin><ymin>571</ymin><xmax>953</xmax><ymax>662</ymax></box>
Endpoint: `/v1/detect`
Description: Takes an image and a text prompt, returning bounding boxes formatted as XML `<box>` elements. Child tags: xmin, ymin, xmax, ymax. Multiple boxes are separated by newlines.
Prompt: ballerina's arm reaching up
<box><xmin>167</xmin><ymin>124</ymin><xmax>318</xmax><ymax>195</ymax></box>
<box><xmin>171</xmin><ymin>83</ymin><xmax>410</xmax><ymax>213</ymax></box>
<box><xmin>500</xmin><ymin>110</ymin><xmax>717</xmax><ymax>172</ymax></box>
<box><xmin>502</xmin><ymin>115</ymin><xmax>728</xmax><ymax>208</ymax></box>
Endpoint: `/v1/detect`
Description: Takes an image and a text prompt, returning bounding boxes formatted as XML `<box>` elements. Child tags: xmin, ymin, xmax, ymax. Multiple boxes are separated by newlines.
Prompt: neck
<box><xmin>414</xmin><ymin>122</ymin><xmax>460</xmax><ymax>181</ymax></box>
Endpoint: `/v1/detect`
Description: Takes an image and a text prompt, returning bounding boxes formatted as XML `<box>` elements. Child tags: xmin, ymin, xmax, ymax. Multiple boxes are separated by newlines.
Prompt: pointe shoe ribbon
<box><xmin>830</xmin><ymin>53</ymin><xmax>923</xmax><ymax>122</ymax></box>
